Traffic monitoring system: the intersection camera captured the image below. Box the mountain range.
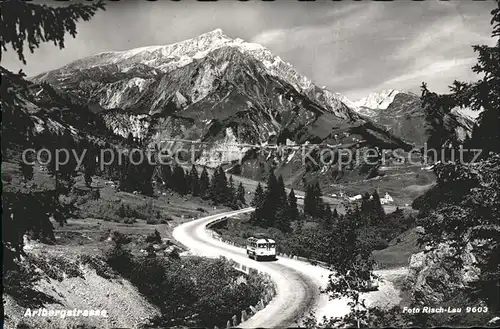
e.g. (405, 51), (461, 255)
(338, 89), (474, 145)
(25, 29), (475, 186)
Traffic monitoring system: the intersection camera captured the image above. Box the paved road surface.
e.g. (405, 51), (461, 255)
(172, 208), (351, 328)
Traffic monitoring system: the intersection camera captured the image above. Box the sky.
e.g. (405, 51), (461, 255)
(2, 0), (496, 102)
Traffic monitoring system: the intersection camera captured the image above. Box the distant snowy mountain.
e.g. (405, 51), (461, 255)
(354, 89), (401, 111)
(340, 90), (475, 145)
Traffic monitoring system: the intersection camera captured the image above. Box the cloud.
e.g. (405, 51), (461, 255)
(251, 2), (383, 47)
(381, 58), (477, 86)
(251, 30), (286, 46)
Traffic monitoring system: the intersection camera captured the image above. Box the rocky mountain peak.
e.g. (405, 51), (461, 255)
(354, 89), (402, 110)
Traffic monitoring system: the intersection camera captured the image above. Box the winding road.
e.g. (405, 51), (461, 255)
(172, 208), (352, 328)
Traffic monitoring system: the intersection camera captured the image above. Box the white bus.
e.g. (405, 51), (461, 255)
(246, 237), (276, 261)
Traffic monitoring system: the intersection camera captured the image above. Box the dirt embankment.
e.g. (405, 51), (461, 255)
(4, 240), (160, 329)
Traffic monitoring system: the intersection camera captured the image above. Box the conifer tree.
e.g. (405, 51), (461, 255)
(287, 188), (300, 223)
(119, 151), (154, 196)
(209, 167), (229, 204)
(371, 190), (385, 223)
(218, 167), (229, 204)
(161, 164), (172, 188)
(19, 155), (34, 182)
(227, 175), (237, 208)
(172, 165), (187, 195)
(237, 182), (246, 205)
(83, 141), (98, 188)
(361, 192), (372, 213)
(251, 183), (265, 208)
(321, 203), (333, 231)
(208, 171), (217, 201)
(199, 167), (210, 199)
(304, 181), (324, 218)
(189, 165), (200, 196)
(304, 184), (314, 217)
(261, 170), (279, 227)
(275, 175), (291, 232)
(185, 169), (192, 194)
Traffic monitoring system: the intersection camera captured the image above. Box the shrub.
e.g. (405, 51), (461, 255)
(30, 254), (83, 281)
(105, 244), (134, 277)
(145, 229), (162, 244)
(107, 255), (266, 328)
(78, 254), (116, 279)
(90, 188), (100, 200)
(146, 218), (159, 225)
(169, 248), (180, 259)
(124, 218), (137, 224)
(111, 231), (132, 246)
(2, 172), (13, 183)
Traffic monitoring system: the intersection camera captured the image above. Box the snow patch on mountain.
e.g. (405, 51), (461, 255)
(128, 77), (148, 92)
(191, 61), (228, 104)
(336, 90), (411, 117)
(354, 89), (401, 110)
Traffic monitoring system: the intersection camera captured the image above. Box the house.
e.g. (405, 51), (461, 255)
(348, 194), (362, 202)
(380, 192), (394, 205)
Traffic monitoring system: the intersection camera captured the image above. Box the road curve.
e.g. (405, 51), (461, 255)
(172, 208), (351, 328)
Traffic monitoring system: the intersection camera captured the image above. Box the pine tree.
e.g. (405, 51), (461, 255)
(83, 141), (98, 188)
(185, 169), (192, 195)
(250, 179), (271, 228)
(118, 154), (132, 192)
(199, 167), (210, 199)
(251, 183), (265, 208)
(218, 167), (229, 204)
(371, 190), (385, 223)
(227, 175), (237, 208)
(237, 182), (246, 205)
(210, 167), (229, 204)
(161, 164), (172, 188)
(304, 184), (314, 217)
(275, 175), (291, 232)
(19, 155), (34, 182)
(261, 170), (279, 227)
(208, 171), (217, 202)
(47, 130), (78, 195)
(287, 189), (300, 223)
(361, 192), (372, 214)
(172, 165), (187, 195)
(321, 203), (333, 230)
(18, 131), (34, 182)
(189, 165), (200, 196)
(304, 181), (324, 218)
(118, 151), (154, 196)
(139, 156), (155, 196)
(313, 182), (325, 217)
